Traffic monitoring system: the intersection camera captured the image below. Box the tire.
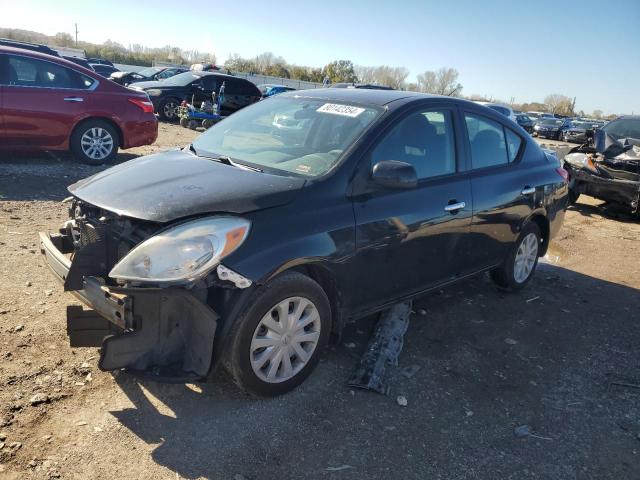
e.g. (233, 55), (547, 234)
(179, 117), (189, 128)
(568, 187), (580, 205)
(70, 119), (119, 165)
(490, 223), (541, 291)
(222, 271), (331, 397)
(187, 119), (199, 130)
(158, 97), (180, 121)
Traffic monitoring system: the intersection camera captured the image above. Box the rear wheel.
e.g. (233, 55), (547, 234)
(70, 120), (119, 165)
(490, 223), (541, 291)
(222, 271), (331, 397)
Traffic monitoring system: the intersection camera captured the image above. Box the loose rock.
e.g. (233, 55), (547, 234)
(397, 395), (408, 407)
(29, 393), (49, 406)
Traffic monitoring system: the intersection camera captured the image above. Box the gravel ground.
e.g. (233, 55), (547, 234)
(0, 126), (639, 480)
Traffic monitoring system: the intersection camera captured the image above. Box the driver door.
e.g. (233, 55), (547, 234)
(351, 106), (473, 312)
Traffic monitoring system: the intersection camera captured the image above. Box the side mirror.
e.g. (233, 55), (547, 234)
(371, 160), (417, 189)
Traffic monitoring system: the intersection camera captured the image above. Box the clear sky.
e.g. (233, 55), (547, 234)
(3, 0), (639, 114)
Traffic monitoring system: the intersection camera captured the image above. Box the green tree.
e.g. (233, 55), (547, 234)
(322, 60), (358, 83)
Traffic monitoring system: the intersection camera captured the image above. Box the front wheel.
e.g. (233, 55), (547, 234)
(70, 120), (119, 165)
(222, 271), (331, 396)
(158, 97), (180, 121)
(490, 223), (541, 291)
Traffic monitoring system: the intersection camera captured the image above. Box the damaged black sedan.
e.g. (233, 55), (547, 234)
(563, 115), (640, 215)
(40, 89), (568, 396)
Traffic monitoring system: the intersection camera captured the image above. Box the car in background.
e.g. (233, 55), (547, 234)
(131, 71), (261, 121)
(0, 38), (60, 57)
(563, 116), (640, 214)
(331, 82), (394, 90)
(0, 46), (157, 164)
(258, 84), (296, 98)
(90, 63), (119, 78)
(62, 56), (95, 71)
(86, 57), (114, 67)
(474, 101), (517, 122)
(562, 120), (596, 143)
(109, 66), (188, 86)
(39, 89), (568, 396)
(533, 118), (566, 140)
(516, 114), (535, 133)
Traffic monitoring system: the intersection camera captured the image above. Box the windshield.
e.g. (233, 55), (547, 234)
(161, 71), (201, 86)
(138, 67), (162, 77)
(603, 118), (640, 140)
(541, 119), (563, 126)
(191, 97), (382, 177)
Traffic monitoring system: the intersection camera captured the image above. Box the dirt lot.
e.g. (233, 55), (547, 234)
(1, 126), (639, 480)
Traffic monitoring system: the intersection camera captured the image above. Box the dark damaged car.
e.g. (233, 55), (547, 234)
(563, 115), (640, 215)
(39, 90), (568, 396)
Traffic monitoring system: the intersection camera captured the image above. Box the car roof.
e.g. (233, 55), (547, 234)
(279, 87), (452, 106)
(0, 45), (98, 74)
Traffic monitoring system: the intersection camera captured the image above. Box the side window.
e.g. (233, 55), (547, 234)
(200, 76), (217, 90)
(371, 109), (456, 179)
(8, 55), (82, 89)
(464, 114), (509, 168)
(505, 128), (522, 162)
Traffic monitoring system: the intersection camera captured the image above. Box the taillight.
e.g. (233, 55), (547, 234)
(128, 98), (154, 114)
(555, 167), (569, 183)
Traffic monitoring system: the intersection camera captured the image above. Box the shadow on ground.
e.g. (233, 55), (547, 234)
(109, 264), (640, 480)
(0, 151), (137, 201)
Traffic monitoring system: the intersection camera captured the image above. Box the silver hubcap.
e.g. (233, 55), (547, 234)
(514, 232), (539, 283)
(80, 127), (114, 160)
(164, 101), (177, 118)
(250, 296), (321, 383)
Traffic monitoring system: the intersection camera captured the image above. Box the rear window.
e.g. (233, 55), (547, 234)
(465, 114), (522, 168)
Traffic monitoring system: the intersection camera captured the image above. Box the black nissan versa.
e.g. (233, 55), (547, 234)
(39, 89), (568, 396)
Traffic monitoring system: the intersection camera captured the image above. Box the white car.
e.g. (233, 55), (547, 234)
(474, 101), (517, 123)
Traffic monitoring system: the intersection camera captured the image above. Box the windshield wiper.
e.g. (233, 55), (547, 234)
(209, 155), (263, 173)
(187, 143), (198, 156)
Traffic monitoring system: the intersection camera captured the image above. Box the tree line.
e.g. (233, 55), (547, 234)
(0, 28), (619, 118)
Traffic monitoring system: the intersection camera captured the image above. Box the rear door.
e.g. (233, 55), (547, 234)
(462, 111), (533, 270)
(351, 105), (473, 311)
(2, 53), (96, 148)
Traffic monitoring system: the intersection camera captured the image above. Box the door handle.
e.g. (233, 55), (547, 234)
(521, 186), (536, 195)
(444, 201), (466, 212)
(63, 97), (84, 102)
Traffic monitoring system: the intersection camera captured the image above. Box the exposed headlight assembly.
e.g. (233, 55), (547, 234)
(109, 217), (250, 284)
(146, 89), (162, 96)
(565, 153), (599, 174)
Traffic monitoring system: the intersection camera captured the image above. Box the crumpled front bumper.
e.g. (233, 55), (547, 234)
(39, 230), (219, 381)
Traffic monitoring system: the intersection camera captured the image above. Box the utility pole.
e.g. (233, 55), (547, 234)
(74, 23), (78, 46)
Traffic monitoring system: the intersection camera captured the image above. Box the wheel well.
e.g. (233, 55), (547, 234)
(528, 214), (550, 256)
(71, 117), (123, 148)
(290, 264), (343, 336)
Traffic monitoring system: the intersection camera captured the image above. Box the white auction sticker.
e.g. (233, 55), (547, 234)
(316, 103), (365, 117)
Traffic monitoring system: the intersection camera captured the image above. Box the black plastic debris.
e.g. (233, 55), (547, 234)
(348, 301), (412, 394)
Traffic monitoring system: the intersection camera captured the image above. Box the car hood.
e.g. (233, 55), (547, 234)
(68, 149), (306, 223)
(109, 71), (130, 79)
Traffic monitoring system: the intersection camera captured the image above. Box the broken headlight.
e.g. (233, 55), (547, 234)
(565, 153), (599, 174)
(109, 217), (250, 284)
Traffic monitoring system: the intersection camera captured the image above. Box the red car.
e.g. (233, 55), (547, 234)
(0, 46), (158, 164)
